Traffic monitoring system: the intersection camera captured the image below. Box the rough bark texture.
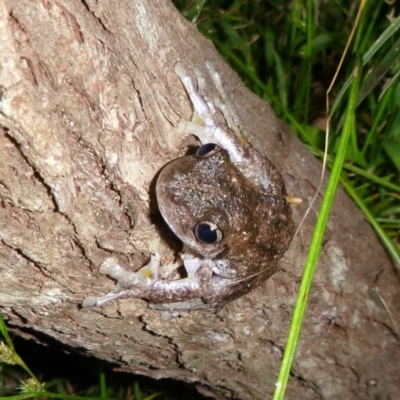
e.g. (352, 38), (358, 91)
(0, 1), (399, 399)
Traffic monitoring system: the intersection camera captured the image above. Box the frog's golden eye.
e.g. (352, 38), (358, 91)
(195, 143), (222, 158)
(194, 221), (223, 245)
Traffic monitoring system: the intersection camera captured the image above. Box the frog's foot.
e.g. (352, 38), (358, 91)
(175, 62), (216, 127)
(205, 61), (246, 143)
(175, 61), (246, 164)
(82, 251), (214, 308)
(81, 255), (158, 308)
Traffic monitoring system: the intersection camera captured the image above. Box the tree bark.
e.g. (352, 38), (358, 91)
(0, 1), (399, 399)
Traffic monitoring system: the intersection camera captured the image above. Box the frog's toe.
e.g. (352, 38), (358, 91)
(99, 258), (122, 276)
(194, 66), (206, 92)
(82, 296), (98, 308)
(174, 61), (188, 78)
(82, 290), (135, 308)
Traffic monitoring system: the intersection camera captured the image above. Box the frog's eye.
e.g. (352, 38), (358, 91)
(194, 221), (223, 245)
(195, 143), (222, 158)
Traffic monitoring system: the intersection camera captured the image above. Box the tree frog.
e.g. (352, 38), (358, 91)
(82, 62), (294, 310)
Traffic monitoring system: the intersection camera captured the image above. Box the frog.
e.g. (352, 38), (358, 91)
(82, 61), (295, 311)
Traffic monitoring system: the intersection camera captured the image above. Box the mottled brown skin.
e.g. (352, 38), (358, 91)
(82, 62), (295, 311)
(156, 146), (294, 306)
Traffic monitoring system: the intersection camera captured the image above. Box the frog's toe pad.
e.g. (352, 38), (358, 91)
(82, 296), (99, 308)
(99, 258), (121, 276)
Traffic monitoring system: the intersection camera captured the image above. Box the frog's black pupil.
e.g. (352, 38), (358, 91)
(196, 143), (217, 157)
(196, 223), (218, 244)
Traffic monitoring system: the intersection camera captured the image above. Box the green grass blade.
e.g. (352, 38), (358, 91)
(360, 82), (394, 158)
(380, 67), (400, 100)
(0, 313), (41, 386)
(342, 163), (400, 194)
(382, 139), (400, 171)
(0, 314), (15, 352)
(99, 372), (106, 398)
(340, 175), (400, 267)
(357, 35), (400, 105)
(331, 14), (400, 117)
(0, 393), (44, 400)
(273, 61), (362, 400)
(362, 13), (400, 62)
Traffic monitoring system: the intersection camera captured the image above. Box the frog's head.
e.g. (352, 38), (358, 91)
(156, 143), (236, 259)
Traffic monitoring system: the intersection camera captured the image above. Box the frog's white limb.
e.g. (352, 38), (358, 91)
(175, 62), (213, 126)
(175, 62), (246, 165)
(82, 247), (213, 308)
(205, 60), (246, 143)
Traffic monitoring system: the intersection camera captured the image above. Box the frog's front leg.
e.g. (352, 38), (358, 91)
(176, 61), (286, 195)
(175, 62), (246, 164)
(82, 247), (213, 308)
